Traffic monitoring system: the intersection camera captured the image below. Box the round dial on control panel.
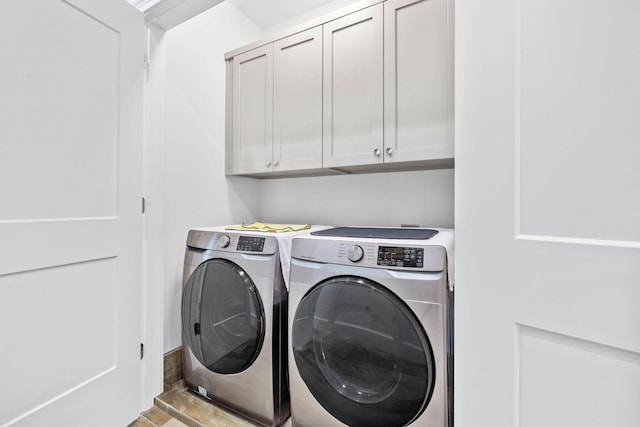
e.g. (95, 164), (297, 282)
(217, 234), (231, 249)
(347, 245), (364, 263)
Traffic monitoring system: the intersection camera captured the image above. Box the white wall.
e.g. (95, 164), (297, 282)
(161, 0), (455, 353)
(162, 2), (263, 351)
(260, 169), (454, 227)
(261, 0), (362, 35)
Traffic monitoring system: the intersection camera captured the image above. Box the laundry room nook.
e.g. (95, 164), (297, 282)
(2, 0), (639, 426)
(154, 0), (455, 423)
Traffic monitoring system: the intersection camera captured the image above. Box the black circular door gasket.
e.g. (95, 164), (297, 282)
(182, 258), (265, 374)
(292, 276), (436, 427)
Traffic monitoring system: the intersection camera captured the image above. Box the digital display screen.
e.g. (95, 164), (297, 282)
(237, 236), (265, 252)
(377, 246), (423, 268)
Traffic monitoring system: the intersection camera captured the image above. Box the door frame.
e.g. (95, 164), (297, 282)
(141, 22), (167, 408)
(140, 0), (235, 408)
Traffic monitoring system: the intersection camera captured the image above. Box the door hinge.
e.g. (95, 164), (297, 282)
(140, 343), (145, 360)
(142, 197), (146, 214)
(144, 55), (150, 83)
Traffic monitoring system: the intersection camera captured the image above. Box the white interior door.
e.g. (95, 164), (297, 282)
(0, 1), (146, 426)
(456, 0), (640, 426)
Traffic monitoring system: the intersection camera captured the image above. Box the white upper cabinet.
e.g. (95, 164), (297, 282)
(229, 28), (323, 176)
(226, 0), (453, 177)
(273, 27), (323, 172)
(384, 0), (453, 164)
(231, 44), (273, 174)
(322, 4), (384, 168)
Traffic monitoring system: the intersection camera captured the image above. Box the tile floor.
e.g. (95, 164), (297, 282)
(130, 381), (292, 427)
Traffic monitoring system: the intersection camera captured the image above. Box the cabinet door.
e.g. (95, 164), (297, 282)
(273, 27), (323, 172)
(232, 44), (273, 174)
(384, 0), (454, 163)
(323, 4), (384, 168)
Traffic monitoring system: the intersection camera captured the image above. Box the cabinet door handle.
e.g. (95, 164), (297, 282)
(266, 160), (271, 167)
(386, 147), (393, 156)
(373, 148), (381, 157)
(274, 160), (279, 167)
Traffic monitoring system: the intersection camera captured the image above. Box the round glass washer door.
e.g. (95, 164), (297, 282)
(182, 258), (265, 374)
(292, 276), (435, 427)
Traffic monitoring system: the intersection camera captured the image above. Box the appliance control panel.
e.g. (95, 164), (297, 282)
(237, 236), (266, 252)
(292, 238), (445, 272)
(377, 246), (423, 268)
(186, 229), (277, 255)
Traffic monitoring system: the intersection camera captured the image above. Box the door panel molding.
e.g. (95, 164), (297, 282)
(513, 0), (640, 246)
(515, 324), (640, 426)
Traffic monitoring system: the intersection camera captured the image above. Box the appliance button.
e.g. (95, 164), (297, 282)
(218, 234), (231, 249)
(347, 245), (364, 263)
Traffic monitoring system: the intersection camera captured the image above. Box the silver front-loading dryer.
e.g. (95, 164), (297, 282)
(288, 227), (454, 427)
(181, 227), (289, 427)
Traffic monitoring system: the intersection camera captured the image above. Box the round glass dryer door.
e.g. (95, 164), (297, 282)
(292, 276), (435, 427)
(182, 259), (265, 374)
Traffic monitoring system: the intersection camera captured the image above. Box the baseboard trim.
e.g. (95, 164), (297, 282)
(163, 347), (183, 389)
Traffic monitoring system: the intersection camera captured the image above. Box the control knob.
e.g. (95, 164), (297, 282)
(347, 245), (364, 263)
(217, 234), (231, 249)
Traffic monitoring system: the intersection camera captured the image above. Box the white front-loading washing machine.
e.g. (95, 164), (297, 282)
(288, 227), (454, 427)
(181, 227), (291, 427)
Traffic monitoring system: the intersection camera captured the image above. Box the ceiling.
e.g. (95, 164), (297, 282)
(127, 0), (353, 30)
(226, 0), (348, 29)
(126, 0), (163, 12)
